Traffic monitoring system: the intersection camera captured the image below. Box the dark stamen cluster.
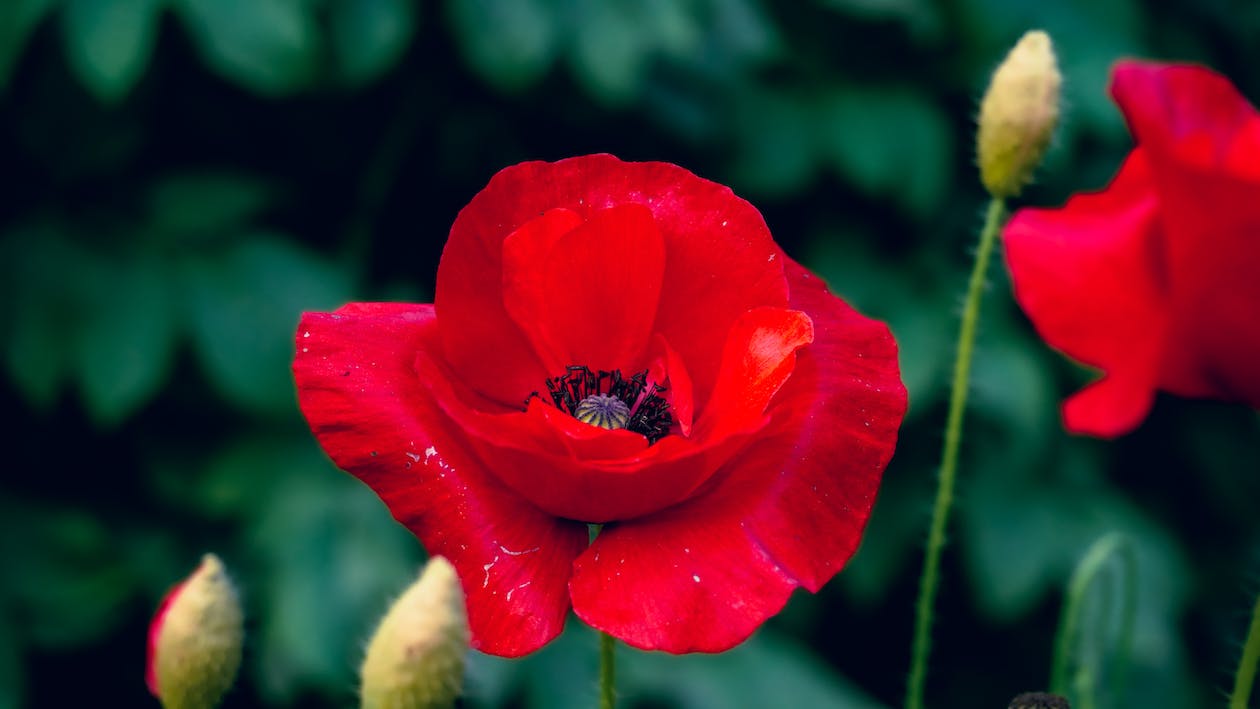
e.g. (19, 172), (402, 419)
(525, 365), (672, 444)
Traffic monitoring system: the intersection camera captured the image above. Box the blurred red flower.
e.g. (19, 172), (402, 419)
(294, 155), (906, 656)
(1004, 61), (1260, 438)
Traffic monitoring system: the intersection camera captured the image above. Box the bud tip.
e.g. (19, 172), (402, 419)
(977, 29), (1062, 198)
(360, 556), (471, 709)
(146, 553), (244, 709)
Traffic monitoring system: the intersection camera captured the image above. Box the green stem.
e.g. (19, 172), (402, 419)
(599, 630), (617, 709)
(905, 197), (1006, 709)
(1230, 591), (1260, 709)
(1050, 533), (1136, 705)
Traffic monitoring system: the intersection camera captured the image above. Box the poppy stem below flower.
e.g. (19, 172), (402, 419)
(906, 197), (1006, 709)
(1230, 591), (1260, 709)
(599, 629), (617, 709)
(1049, 533), (1136, 706)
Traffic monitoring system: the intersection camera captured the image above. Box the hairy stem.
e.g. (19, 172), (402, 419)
(905, 197), (1005, 709)
(1230, 591), (1260, 709)
(599, 630), (616, 709)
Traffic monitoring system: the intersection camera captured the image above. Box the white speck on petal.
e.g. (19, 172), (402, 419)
(405, 452), (421, 462)
(303, 331), (310, 338)
(692, 574), (701, 583)
(506, 581), (532, 601)
(499, 545), (540, 556)
(482, 555), (499, 588)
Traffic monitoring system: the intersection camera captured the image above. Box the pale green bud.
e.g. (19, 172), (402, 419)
(147, 554), (244, 709)
(360, 556), (470, 709)
(977, 30), (1062, 198)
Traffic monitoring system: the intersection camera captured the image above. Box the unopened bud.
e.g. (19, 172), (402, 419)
(977, 30), (1061, 198)
(360, 556), (470, 709)
(146, 554), (244, 709)
(1008, 691), (1071, 709)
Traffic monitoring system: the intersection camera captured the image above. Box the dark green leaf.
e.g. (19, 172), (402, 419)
(0, 501), (135, 648)
(181, 236), (353, 417)
(328, 0), (418, 86)
(0, 0), (55, 90)
(729, 89), (819, 196)
(623, 628), (888, 709)
(446, 0), (558, 93)
(60, 0), (163, 103)
(816, 0), (944, 40)
(72, 253), (178, 426)
(817, 86), (953, 216)
(222, 435), (423, 702)
(1, 225), (87, 411)
(175, 0), (319, 95)
(147, 172), (275, 239)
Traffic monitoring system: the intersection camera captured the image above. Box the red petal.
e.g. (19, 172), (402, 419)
(146, 579), (187, 695)
(647, 334), (695, 437)
(571, 257), (906, 651)
(1111, 61), (1260, 181)
(436, 154), (788, 409)
(697, 307), (814, 440)
(503, 203), (665, 373)
(294, 304), (587, 657)
(1110, 62), (1260, 407)
(1003, 151), (1170, 437)
(417, 334), (740, 522)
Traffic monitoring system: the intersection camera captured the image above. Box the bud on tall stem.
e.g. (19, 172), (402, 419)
(977, 30), (1062, 198)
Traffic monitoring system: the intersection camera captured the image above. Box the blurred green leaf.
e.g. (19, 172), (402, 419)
(0, 0), (55, 89)
(1, 225), (87, 410)
(0, 501), (135, 648)
(515, 623), (889, 709)
(729, 89), (819, 196)
(181, 236), (352, 417)
(60, 0), (163, 103)
(960, 439), (1192, 623)
(624, 631), (887, 709)
(969, 328), (1058, 462)
(212, 435), (423, 702)
(328, 0), (418, 86)
(817, 86), (953, 216)
(175, 0), (319, 95)
(840, 464), (929, 606)
(147, 172), (276, 239)
(73, 253), (178, 426)
(568, 0), (700, 105)
(447, 0), (558, 93)
(816, 0), (944, 40)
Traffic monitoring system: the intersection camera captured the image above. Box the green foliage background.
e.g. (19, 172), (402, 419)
(1, 1), (1258, 707)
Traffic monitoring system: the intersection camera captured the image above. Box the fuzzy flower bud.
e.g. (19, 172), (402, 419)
(360, 556), (470, 709)
(977, 30), (1062, 198)
(146, 554), (244, 709)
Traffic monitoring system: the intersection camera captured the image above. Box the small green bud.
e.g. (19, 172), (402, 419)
(146, 554), (244, 709)
(360, 556), (470, 709)
(977, 30), (1062, 198)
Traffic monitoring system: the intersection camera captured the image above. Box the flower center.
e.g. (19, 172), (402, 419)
(526, 365), (672, 444)
(573, 394), (630, 430)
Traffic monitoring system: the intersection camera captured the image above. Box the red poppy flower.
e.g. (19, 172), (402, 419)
(1004, 61), (1260, 438)
(294, 155), (906, 656)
